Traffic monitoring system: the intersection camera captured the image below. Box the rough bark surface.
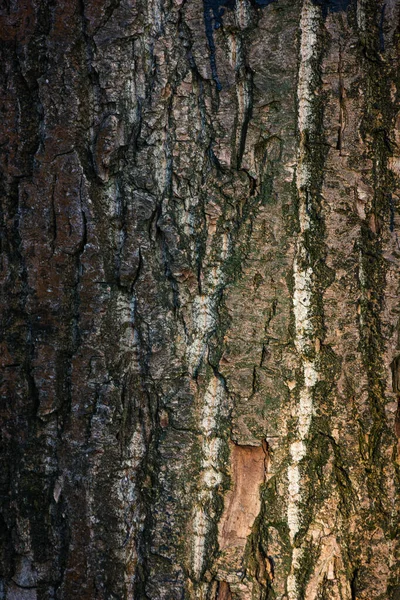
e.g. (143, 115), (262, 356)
(1, 0), (400, 599)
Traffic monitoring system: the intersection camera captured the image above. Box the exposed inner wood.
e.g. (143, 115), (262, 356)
(218, 442), (267, 550)
(217, 580), (232, 600)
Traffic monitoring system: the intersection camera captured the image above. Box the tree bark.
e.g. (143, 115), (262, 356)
(1, 0), (400, 598)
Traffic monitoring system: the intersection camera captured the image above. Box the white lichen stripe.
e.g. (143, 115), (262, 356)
(192, 376), (225, 580)
(288, 1), (321, 598)
(188, 209), (230, 585)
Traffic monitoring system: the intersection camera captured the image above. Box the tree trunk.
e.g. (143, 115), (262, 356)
(1, 0), (400, 598)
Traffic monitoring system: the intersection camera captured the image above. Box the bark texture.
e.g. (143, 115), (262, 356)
(1, 0), (400, 598)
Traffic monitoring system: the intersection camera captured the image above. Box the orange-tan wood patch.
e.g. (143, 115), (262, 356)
(218, 442), (266, 550)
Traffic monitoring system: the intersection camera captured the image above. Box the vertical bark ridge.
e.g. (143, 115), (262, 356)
(288, 2), (331, 598)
